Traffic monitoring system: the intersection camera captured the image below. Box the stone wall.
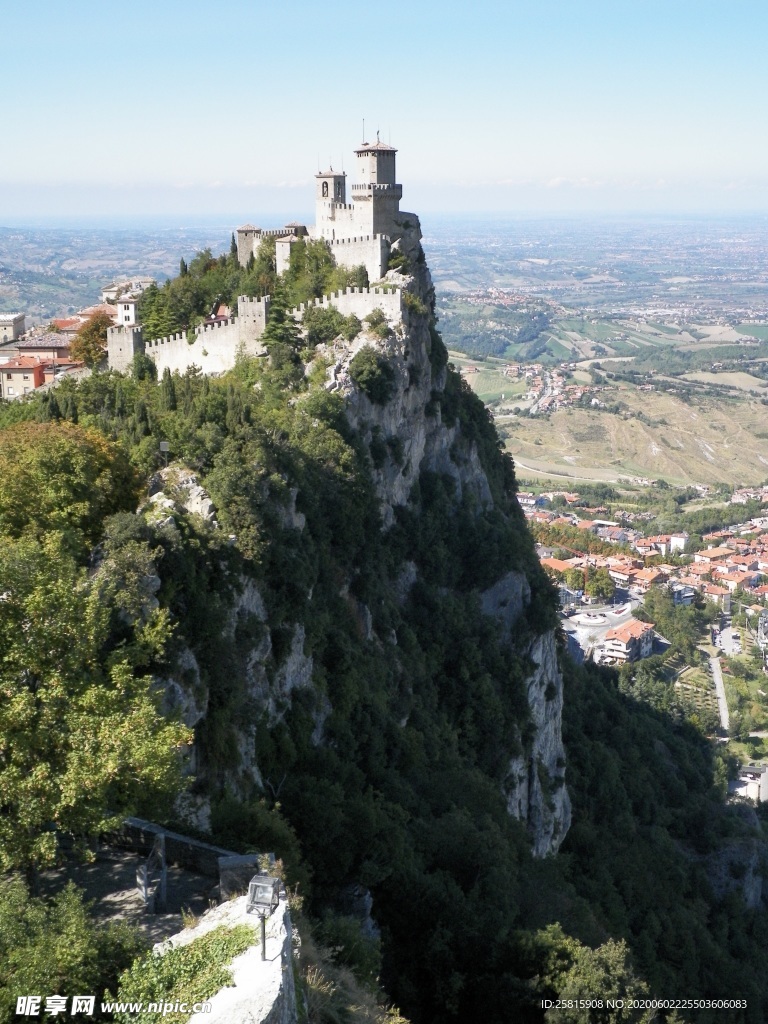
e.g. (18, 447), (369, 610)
(109, 296), (270, 377)
(162, 895), (298, 1024)
(292, 285), (401, 323)
(107, 325), (144, 373)
(327, 234), (390, 282)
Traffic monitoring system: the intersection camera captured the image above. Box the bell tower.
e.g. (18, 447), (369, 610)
(315, 168), (347, 239)
(315, 168), (347, 204)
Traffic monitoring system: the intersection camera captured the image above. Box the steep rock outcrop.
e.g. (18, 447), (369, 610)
(161, 215), (570, 858)
(504, 633), (571, 856)
(481, 572), (571, 856)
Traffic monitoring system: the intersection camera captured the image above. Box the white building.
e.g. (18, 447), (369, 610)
(0, 313), (26, 344)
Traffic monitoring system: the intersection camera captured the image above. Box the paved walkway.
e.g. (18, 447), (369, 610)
(39, 845), (217, 944)
(709, 654), (730, 733)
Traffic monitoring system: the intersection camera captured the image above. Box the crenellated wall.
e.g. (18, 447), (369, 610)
(291, 285), (401, 323)
(107, 287), (403, 378)
(108, 296), (271, 377)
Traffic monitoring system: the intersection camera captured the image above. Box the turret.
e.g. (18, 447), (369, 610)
(354, 136), (398, 187)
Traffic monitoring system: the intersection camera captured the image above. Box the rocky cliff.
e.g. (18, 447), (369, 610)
(152, 215), (571, 859)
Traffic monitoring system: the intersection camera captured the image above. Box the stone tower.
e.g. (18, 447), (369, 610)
(351, 135), (402, 236)
(315, 168), (347, 231)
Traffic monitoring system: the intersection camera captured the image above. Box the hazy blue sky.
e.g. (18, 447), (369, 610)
(4, 0), (768, 222)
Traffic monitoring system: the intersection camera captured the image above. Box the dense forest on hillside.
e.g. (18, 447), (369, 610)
(1, 250), (767, 1023)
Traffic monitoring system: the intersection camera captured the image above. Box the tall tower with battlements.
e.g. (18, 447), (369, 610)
(351, 136), (402, 237)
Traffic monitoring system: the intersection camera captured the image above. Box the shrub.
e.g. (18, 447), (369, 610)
(112, 924), (256, 1023)
(349, 347), (396, 405)
(402, 291), (428, 316)
(0, 878), (146, 1021)
(364, 308), (391, 340)
(303, 307), (362, 347)
(387, 250), (410, 273)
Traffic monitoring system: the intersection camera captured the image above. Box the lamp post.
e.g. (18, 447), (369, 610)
(245, 874), (280, 960)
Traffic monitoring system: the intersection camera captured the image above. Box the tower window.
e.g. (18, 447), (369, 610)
(322, 181), (329, 197)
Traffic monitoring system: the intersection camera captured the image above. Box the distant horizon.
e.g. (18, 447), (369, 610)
(4, 208), (768, 233)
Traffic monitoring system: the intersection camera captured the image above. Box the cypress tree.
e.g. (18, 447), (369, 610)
(160, 367), (177, 411)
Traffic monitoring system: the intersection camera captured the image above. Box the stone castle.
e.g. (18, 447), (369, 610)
(108, 137), (413, 377)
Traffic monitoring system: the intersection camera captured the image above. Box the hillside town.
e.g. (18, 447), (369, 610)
(525, 491), (768, 668)
(0, 292), (147, 397)
(460, 359), (608, 413)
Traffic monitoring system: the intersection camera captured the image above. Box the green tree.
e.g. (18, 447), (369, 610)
(565, 568), (586, 591)
(70, 311), (114, 368)
(586, 567), (615, 601)
(0, 421), (137, 554)
(349, 345), (396, 404)
(536, 925), (654, 1023)
(0, 876), (146, 1019)
(160, 367), (177, 411)
(0, 534), (190, 877)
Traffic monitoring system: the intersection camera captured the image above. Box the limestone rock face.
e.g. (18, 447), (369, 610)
(320, 214), (494, 527)
(481, 571), (531, 633)
(504, 633), (572, 857)
(481, 573), (571, 856)
(150, 466), (217, 523)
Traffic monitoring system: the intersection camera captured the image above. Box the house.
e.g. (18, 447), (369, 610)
(12, 334), (72, 361)
(608, 566), (637, 587)
(632, 567), (666, 592)
(715, 570), (760, 593)
(575, 520), (599, 534)
(702, 584), (731, 611)
(646, 534), (672, 556)
(694, 547), (735, 564)
(602, 619), (655, 662)
(0, 313), (26, 344)
(101, 278), (155, 302)
(730, 764), (768, 803)
(540, 558), (575, 576)
(669, 582), (696, 606)
(0, 357), (45, 399)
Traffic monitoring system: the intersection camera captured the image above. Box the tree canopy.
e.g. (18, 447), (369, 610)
(70, 311), (114, 368)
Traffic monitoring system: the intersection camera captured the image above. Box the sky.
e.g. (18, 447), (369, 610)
(3, 0), (768, 224)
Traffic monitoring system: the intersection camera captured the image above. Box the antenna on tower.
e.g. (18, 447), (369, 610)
(362, 118), (365, 143)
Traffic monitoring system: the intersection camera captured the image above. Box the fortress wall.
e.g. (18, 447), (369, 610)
(236, 295), (270, 352)
(292, 285), (401, 324)
(316, 202), (373, 239)
(326, 234), (390, 282)
(236, 229), (258, 267)
(236, 226), (302, 267)
(146, 321), (248, 376)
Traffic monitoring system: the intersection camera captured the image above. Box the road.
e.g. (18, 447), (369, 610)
(709, 655), (730, 733)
